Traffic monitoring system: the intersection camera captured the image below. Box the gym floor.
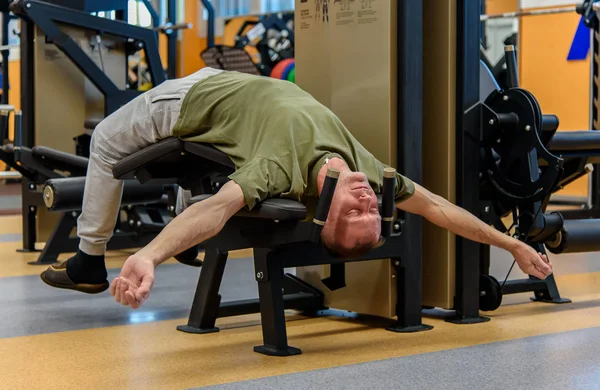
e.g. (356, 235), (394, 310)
(1, 199), (600, 389)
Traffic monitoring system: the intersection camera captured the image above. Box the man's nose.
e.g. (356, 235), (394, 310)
(359, 191), (371, 201)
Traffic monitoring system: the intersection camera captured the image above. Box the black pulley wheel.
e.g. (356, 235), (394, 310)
(479, 274), (503, 312)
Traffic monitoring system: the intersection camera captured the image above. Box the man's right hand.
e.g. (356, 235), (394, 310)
(110, 255), (155, 309)
(511, 243), (553, 280)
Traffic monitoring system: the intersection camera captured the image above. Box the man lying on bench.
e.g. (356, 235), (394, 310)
(40, 67), (553, 308)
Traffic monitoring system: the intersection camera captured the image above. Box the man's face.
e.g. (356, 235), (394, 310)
(325, 170), (381, 250)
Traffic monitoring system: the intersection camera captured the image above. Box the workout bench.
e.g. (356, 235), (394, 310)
(110, 137), (432, 356)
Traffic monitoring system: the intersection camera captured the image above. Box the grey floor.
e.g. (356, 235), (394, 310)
(1, 227), (600, 339)
(0, 195), (19, 210)
(197, 326), (600, 390)
(0, 259), (260, 338)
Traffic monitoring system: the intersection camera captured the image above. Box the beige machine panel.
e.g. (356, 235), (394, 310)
(34, 24), (127, 242)
(421, 0), (458, 309)
(295, 0), (397, 318)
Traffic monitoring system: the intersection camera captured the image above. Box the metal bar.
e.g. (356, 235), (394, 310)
(501, 278), (547, 295)
(254, 248), (292, 353)
(166, 0), (177, 79)
(217, 293), (320, 318)
(17, 0), (166, 113)
(481, 6), (578, 21)
(395, 0), (425, 329)
(20, 20), (34, 148)
(453, 0), (486, 322)
(0, 43), (19, 51)
(0, 171), (21, 179)
(182, 248), (228, 330)
(201, 0), (215, 48)
(1, 10), (9, 110)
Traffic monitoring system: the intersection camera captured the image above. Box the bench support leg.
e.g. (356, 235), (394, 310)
(28, 212), (77, 265)
(253, 248), (301, 357)
(387, 256), (434, 333)
(177, 248), (228, 334)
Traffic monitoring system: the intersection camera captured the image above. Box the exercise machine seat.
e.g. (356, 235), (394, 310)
(112, 137), (235, 182)
(113, 138), (185, 179)
(32, 146), (89, 170)
(190, 194), (307, 221)
(548, 131), (600, 152)
(84, 117), (103, 130)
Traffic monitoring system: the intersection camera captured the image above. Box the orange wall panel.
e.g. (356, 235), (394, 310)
(519, 9), (591, 197)
(486, 0), (519, 14)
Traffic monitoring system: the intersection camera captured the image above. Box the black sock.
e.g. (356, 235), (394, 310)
(66, 249), (107, 284)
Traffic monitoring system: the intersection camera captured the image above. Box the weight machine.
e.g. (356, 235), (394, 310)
(0, 0), (173, 264)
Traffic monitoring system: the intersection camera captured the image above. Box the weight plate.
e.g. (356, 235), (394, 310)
(281, 60), (295, 80)
(270, 58), (295, 80)
(479, 274), (503, 312)
(287, 67), (295, 83)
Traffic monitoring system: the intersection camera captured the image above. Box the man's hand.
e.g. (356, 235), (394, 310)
(110, 255), (155, 309)
(511, 243), (553, 280)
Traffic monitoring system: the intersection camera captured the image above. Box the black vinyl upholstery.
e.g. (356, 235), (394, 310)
(32, 146), (89, 171)
(191, 194), (307, 221)
(112, 138), (235, 183)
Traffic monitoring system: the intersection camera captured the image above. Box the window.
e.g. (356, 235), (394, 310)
(199, 0), (295, 37)
(261, 0), (294, 13)
(128, 0), (154, 27)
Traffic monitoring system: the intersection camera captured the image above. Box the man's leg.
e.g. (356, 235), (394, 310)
(40, 90), (180, 293)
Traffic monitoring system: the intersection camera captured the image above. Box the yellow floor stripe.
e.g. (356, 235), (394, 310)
(1, 272), (600, 389)
(0, 241), (253, 278)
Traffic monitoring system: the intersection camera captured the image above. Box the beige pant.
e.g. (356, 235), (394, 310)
(78, 67), (223, 256)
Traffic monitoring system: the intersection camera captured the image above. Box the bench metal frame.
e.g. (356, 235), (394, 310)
(177, 217), (431, 356)
(112, 135), (432, 355)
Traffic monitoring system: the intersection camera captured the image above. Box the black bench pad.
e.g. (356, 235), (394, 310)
(32, 146), (89, 171)
(190, 194), (307, 221)
(112, 138), (235, 181)
(548, 131), (600, 152)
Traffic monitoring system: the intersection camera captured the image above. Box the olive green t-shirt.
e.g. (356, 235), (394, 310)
(171, 71), (415, 212)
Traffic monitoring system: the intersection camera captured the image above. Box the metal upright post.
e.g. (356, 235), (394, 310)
(394, 0), (425, 327)
(446, 0), (489, 324)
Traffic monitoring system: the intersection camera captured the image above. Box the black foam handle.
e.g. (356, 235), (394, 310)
(529, 212), (564, 244)
(504, 45), (519, 88)
(310, 168), (339, 242)
(382, 167), (396, 238)
(546, 218), (600, 254)
(44, 177), (168, 212)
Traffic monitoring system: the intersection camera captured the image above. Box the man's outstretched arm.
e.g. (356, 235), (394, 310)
(138, 180), (246, 265)
(395, 183), (553, 280)
(111, 180), (246, 308)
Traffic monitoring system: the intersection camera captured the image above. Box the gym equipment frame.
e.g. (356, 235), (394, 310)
(8, 0), (168, 260)
(0, 110), (176, 264)
(13, 0), (165, 119)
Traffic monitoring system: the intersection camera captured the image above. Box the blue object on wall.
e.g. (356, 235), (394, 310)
(567, 16), (591, 61)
